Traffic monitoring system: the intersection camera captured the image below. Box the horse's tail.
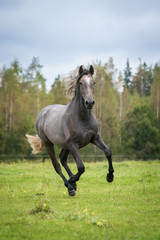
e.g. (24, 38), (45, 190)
(25, 134), (45, 154)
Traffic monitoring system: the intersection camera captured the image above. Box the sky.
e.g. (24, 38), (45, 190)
(0, 0), (160, 90)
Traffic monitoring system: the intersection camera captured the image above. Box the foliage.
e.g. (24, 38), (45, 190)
(0, 58), (50, 155)
(0, 57), (160, 158)
(0, 161), (160, 240)
(151, 64), (160, 119)
(122, 105), (160, 158)
(131, 62), (154, 96)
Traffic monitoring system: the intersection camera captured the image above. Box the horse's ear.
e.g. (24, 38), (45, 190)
(89, 65), (94, 75)
(79, 65), (84, 75)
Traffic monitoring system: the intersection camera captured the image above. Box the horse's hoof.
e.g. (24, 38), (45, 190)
(106, 173), (114, 183)
(68, 189), (76, 196)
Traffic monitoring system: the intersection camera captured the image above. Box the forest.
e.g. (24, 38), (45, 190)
(0, 57), (160, 160)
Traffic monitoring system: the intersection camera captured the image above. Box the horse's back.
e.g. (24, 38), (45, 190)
(36, 104), (67, 148)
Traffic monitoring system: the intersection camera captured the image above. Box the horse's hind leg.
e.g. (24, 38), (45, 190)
(59, 149), (77, 191)
(59, 149), (72, 177)
(45, 142), (76, 196)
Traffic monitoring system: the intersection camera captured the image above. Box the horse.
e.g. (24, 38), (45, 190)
(26, 65), (114, 196)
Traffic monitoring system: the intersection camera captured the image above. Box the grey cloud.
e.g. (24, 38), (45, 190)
(0, 0), (160, 87)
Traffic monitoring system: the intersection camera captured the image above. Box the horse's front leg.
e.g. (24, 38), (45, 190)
(91, 134), (114, 182)
(67, 142), (85, 184)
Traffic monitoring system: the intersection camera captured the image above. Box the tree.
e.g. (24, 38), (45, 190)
(116, 72), (124, 145)
(0, 60), (23, 153)
(122, 105), (160, 159)
(50, 75), (67, 105)
(24, 56), (43, 82)
(0, 58), (49, 155)
(124, 58), (132, 88)
(93, 61), (120, 152)
(0, 57), (159, 159)
(131, 62), (153, 96)
(151, 64), (160, 119)
(24, 57), (48, 118)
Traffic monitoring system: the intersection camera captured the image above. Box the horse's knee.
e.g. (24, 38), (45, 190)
(78, 166), (85, 174)
(105, 149), (112, 158)
(60, 159), (65, 167)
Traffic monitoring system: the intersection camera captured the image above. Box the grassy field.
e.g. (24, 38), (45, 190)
(0, 160), (160, 240)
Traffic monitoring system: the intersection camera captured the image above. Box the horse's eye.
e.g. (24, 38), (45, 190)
(94, 82), (96, 85)
(80, 82), (83, 85)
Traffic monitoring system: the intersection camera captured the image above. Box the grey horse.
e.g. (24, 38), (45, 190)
(26, 65), (114, 196)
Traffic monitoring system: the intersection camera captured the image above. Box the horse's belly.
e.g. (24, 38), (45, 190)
(38, 104), (68, 148)
(50, 133), (67, 148)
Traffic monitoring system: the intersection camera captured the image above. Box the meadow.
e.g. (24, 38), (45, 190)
(0, 160), (160, 240)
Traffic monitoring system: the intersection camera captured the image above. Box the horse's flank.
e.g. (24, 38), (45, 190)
(36, 104), (68, 149)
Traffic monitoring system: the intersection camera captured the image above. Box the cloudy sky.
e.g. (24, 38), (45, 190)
(0, 0), (160, 89)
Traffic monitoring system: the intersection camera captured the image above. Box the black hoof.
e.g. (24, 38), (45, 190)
(106, 173), (114, 183)
(68, 189), (76, 196)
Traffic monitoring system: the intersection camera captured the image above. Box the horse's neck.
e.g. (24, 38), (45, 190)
(70, 94), (91, 121)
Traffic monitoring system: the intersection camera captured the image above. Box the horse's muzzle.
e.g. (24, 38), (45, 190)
(85, 99), (95, 109)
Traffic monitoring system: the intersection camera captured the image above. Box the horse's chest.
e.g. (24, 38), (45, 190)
(74, 126), (95, 147)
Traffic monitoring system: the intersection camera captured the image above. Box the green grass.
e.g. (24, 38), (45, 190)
(0, 160), (160, 240)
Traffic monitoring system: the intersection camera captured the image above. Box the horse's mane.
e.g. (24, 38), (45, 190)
(64, 68), (90, 99)
(64, 69), (78, 99)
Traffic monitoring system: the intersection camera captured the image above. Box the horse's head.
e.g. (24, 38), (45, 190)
(78, 65), (95, 109)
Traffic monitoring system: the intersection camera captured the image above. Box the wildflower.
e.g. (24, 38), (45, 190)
(92, 212), (95, 215)
(97, 221), (103, 226)
(83, 209), (88, 213)
(12, 194), (14, 198)
(64, 191), (66, 194)
(43, 203), (46, 207)
(24, 190), (27, 193)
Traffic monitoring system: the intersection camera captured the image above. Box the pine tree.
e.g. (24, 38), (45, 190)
(132, 62), (153, 96)
(124, 58), (132, 88)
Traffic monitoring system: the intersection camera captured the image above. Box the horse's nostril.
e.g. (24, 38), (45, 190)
(85, 100), (95, 107)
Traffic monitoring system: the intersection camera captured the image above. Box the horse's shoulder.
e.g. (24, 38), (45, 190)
(90, 114), (98, 128)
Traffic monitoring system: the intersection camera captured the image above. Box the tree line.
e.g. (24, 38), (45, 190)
(0, 57), (160, 160)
